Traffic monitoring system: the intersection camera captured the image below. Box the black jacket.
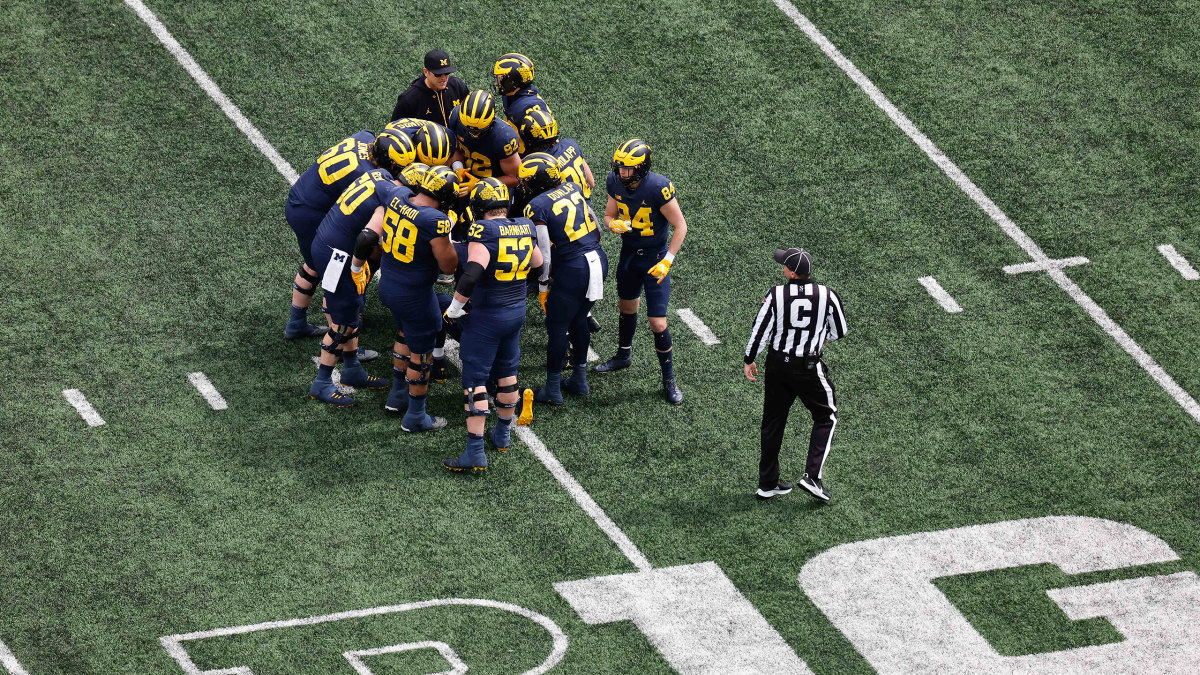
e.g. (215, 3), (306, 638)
(391, 75), (469, 127)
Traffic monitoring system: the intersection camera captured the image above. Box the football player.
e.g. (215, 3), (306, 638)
(520, 154), (608, 404)
(518, 109), (602, 335)
(351, 165), (459, 431)
(518, 109), (594, 199)
(308, 168), (405, 406)
(448, 90), (522, 196)
(443, 178), (544, 472)
(284, 131), (415, 342)
(593, 139), (688, 405)
(492, 53), (550, 155)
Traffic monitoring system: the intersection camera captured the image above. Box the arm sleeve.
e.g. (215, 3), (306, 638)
(744, 289), (776, 364)
(825, 289), (848, 341)
(354, 228), (380, 261)
(455, 261), (486, 299)
(535, 224), (552, 282)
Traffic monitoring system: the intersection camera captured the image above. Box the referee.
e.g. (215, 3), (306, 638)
(744, 247), (847, 502)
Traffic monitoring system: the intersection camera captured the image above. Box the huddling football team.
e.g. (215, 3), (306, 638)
(283, 53), (689, 473)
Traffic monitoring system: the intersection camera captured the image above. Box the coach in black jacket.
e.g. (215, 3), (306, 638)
(392, 49), (469, 128)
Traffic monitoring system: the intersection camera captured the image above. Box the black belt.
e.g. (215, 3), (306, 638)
(768, 351), (821, 367)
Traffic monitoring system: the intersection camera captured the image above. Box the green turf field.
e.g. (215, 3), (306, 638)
(2, 0), (1198, 673)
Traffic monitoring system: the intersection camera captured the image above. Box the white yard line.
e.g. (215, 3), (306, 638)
(587, 347), (599, 362)
(123, 0), (298, 184)
(1158, 244), (1199, 281)
(161, 598), (567, 675)
(0, 638), (30, 675)
(675, 308), (721, 345)
(773, 0), (1200, 424)
(444, 339), (652, 572)
(1003, 256), (1090, 275)
(62, 389), (105, 427)
(917, 277), (963, 313)
(186, 372), (228, 410)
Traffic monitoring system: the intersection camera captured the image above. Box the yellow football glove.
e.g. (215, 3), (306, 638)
(609, 218), (632, 234)
(351, 262), (371, 294)
(455, 168), (480, 197)
(648, 258), (672, 284)
(538, 283), (550, 312)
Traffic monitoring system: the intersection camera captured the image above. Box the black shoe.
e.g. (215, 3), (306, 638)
(593, 355), (631, 373)
(587, 314), (601, 333)
(756, 480), (794, 499)
(663, 379), (683, 405)
(798, 473), (830, 503)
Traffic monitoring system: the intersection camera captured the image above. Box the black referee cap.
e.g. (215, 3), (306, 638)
(774, 247), (812, 276)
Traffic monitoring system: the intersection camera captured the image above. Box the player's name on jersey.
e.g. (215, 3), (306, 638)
(557, 143), (579, 163)
(544, 184), (575, 201)
(499, 222), (532, 236)
(389, 198), (421, 218)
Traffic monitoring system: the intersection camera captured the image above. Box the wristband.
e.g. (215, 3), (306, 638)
(351, 263), (363, 273)
(664, 252), (675, 263)
(451, 160), (465, 172)
(449, 298), (465, 313)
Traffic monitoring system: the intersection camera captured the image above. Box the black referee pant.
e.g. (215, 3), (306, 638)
(759, 352), (838, 489)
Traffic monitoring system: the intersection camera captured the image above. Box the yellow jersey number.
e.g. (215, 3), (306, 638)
(616, 202), (654, 237)
(317, 137), (360, 185)
(336, 172), (380, 216)
(549, 190), (598, 242)
(381, 210), (418, 263)
(558, 156), (591, 198)
(496, 237), (534, 281)
(467, 151), (492, 178)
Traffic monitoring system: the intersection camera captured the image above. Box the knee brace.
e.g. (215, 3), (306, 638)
(495, 383), (520, 409)
(406, 358), (432, 385)
(464, 391), (490, 416)
(294, 265), (319, 295)
(320, 323), (359, 353)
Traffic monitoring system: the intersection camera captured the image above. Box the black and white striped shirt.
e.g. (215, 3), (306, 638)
(744, 280), (847, 363)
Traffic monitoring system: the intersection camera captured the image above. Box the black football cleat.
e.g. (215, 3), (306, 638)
(284, 321), (328, 340)
(756, 480), (795, 499)
(593, 355), (631, 373)
(443, 457), (487, 473)
(798, 474), (830, 503)
(663, 379), (683, 406)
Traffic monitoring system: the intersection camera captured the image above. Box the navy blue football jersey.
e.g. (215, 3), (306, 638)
(288, 130), (377, 212)
(503, 85), (550, 124)
(523, 182), (600, 263)
(311, 168), (396, 264)
(465, 216), (536, 307)
(448, 108), (520, 179)
(378, 187), (452, 288)
(605, 170), (677, 252)
(548, 137), (591, 199)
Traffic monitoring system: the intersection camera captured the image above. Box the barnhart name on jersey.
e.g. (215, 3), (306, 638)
(498, 222), (532, 236)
